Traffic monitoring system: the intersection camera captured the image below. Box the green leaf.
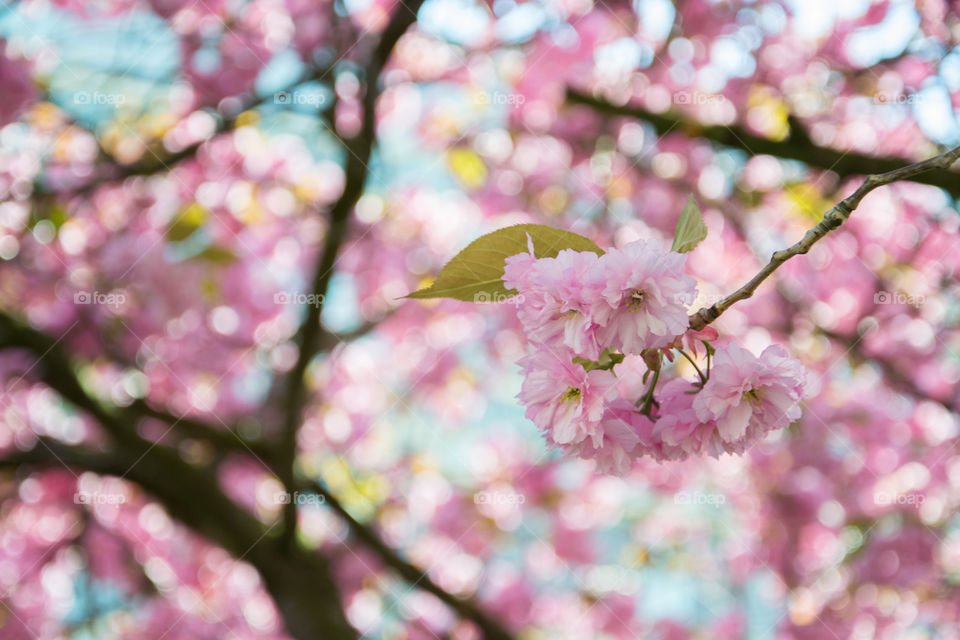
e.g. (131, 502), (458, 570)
(573, 349), (625, 372)
(407, 224), (603, 302)
(31, 204), (68, 230)
(194, 245), (237, 264)
(447, 148), (487, 190)
(671, 195), (707, 253)
(167, 203), (208, 242)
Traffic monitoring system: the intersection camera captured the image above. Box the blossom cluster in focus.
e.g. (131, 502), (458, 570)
(505, 239), (809, 474)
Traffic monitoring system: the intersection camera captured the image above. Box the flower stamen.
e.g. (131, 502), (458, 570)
(627, 290), (645, 312)
(743, 388), (764, 407)
(561, 386), (582, 405)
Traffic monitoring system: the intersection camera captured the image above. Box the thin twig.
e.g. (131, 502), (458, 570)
(688, 144), (960, 330)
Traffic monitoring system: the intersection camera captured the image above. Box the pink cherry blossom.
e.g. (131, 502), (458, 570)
(517, 347), (617, 446)
(562, 401), (654, 474)
(598, 239), (698, 353)
(693, 343), (807, 446)
(504, 248), (607, 359)
(613, 353), (648, 402)
(651, 377), (723, 460)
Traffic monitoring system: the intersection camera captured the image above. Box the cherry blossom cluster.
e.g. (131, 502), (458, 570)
(504, 239), (809, 474)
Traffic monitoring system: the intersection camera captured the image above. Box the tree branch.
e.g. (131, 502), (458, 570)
(126, 399), (269, 458)
(0, 322), (358, 639)
(0, 308), (510, 639)
(0, 437), (126, 476)
(32, 60), (338, 199)
(818, 327), (958, 412)
(317, 312), (394, 351)
(565, 87), (960, 198)
(300, 479), (515, 640)
(688, 144), (960, 330)
(3, 309), (502, 637)
(0, 313), (137, 446)
(275, 0), (426, 544)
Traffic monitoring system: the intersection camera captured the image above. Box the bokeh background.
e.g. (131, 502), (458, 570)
(1, 0), (960, 638)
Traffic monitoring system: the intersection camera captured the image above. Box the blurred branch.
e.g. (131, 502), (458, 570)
(565, 87), (960, 198)
(688, 144), (960, 330)
(0, 437), (126, 476)
(33, 61), (337, 199)
(817, 326), (958, 412)
(275, 0), (426, 546)
(126, 399), (269, 457)
(0, 312), (266, 544)
(0, 313), (138, 446)
(0, 312), (358, 639)
(301, 478), (515, 640)
(0, 310), (269, 457)
(0, 312), (501, 638)
(0, 442), (358, 639)
(317, 313), (394, 351)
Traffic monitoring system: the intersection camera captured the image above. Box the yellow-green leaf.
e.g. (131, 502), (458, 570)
(194, 245), (237, 264)
(447, 148), (488, 190)
(671, 195), (707, 253)
(167, 203), (208, 242)
(407, 224), (603, 302)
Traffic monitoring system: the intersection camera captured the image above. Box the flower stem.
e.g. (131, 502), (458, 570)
(637, 363), (661, 415)
(676, 348), (707, 384)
